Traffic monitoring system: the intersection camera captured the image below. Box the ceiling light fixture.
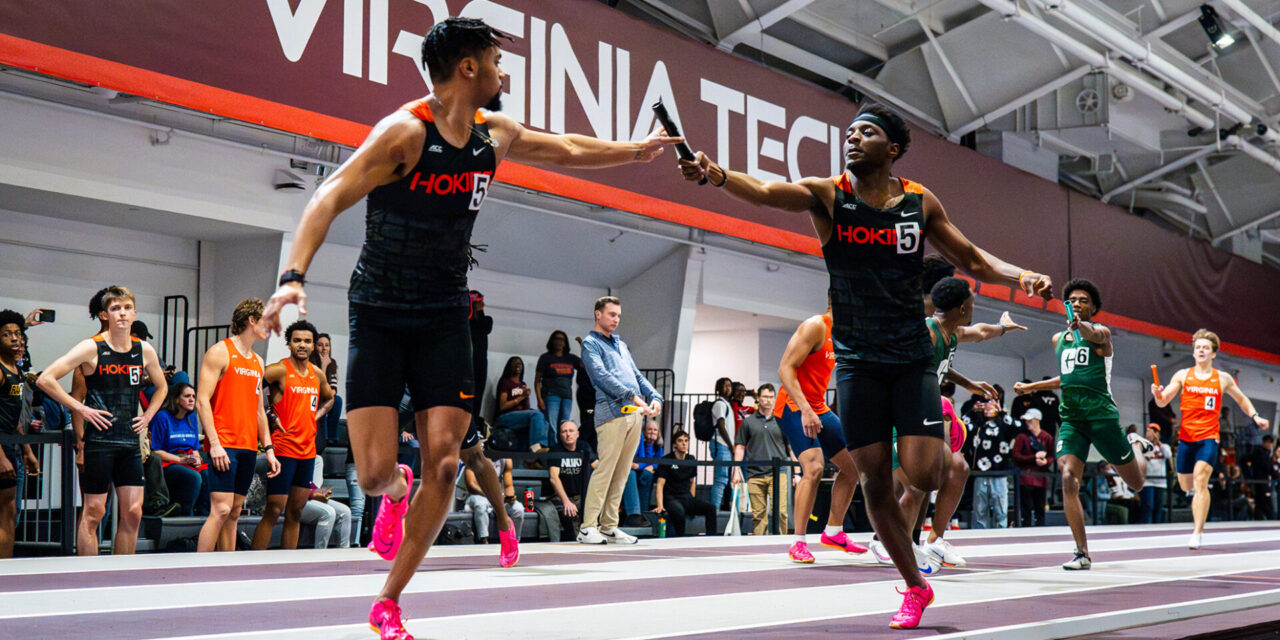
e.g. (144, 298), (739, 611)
(1198, 5), (1236, 49)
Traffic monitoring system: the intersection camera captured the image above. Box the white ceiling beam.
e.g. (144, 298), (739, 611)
(1244, 27), (1280, 100)
(1219, 0), (1280, 53)
(788, 11), (891, 60)
(946, 66), (1092, 141)
(1196, 158), (1237, 226)
(917, 15), (980, 115)
(1214, 206), (1280, 243)
(717, 0), (819, 49)
(1146, 8), (1200, 39)
(1099, 143), (1220, 202)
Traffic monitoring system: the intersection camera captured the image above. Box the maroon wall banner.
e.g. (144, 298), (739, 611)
(1, 0), (1278, 359)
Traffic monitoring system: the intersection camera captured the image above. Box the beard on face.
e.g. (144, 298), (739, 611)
(484, 89), (502, 112)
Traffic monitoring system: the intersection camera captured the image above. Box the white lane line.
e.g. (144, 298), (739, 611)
(161, 550), (1280, 640)
(7, 527), (1280, 621)
(925, 587), (1280, 640)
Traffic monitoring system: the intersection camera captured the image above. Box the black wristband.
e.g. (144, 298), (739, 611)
(711, 166), (728, 188)
(278, 269), (306, 287)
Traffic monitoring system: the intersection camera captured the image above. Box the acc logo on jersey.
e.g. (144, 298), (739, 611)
(895, 222), (921, 254)
(1060, 347), (1089, 374)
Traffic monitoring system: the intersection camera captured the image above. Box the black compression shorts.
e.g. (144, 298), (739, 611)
(836, 358), (944, 450)
(81, 445), (144, 494)
(346, 303), (474, 413)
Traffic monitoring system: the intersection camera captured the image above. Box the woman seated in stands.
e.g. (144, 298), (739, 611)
(654, 430), (717, 536)
(495, 357), (551, 453)
(148, 382), (210, 516)
(622, 420), (664, 526)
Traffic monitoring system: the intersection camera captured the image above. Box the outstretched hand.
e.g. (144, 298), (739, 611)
(679, 151), (712, 183)
(261, 283), (307, 336)
(999, 311), (1027, 334)
(634, 126), (683, 163)
(1020, 272), (1053, 300)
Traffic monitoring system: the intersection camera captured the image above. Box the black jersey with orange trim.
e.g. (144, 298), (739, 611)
(350, 100), (497, 310)
(83, 335), (145, 448)
(822, 173), (931, 364)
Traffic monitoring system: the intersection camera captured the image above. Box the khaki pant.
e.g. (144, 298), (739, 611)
(746, 475), (789, 536)
(582, 411), (644, 531)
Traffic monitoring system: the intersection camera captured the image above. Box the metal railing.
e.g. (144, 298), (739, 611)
(183, 324), (230, 376)
(161, 294), (189, 370)
(1, 430), (77, 555)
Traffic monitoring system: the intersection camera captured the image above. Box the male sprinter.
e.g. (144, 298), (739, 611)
(1152, 328), (1269, 549)
(253, 320), (334, 549)
(37, 287), (167, 555)
(916, 277), (1023, 569)
(259, 17), (678, 639)
(196, 299), (280, 552)
(679, 103), (1052, 629)
(1014, 279), (1151, 570)
(774, 304), (868, 563)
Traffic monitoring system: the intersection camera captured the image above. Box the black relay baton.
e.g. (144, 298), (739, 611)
(652, 98), (707, 185)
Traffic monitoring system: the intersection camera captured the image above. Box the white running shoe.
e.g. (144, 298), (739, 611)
(576, 526), (607, 544)
(1127, 431), (1154, 454)
(1062, 549), (1091, 570)
(600, 527), (638, 545)
(869, 539), (892, 565)
(1188, 532), (1202, 550)
(916, 544), (942, 575)
(927, 538), (967, 568)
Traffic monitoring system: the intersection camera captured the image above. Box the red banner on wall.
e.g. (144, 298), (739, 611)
(2, 0), (1279, 360)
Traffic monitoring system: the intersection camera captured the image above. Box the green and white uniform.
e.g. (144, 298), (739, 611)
(1054, 330), (1132, 464)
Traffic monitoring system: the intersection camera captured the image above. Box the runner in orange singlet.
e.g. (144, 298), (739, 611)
(775, 305), (868, 563)
(252, 319), (334, 550)
(1152, 328), (1270, 549)
(196, 299), (281, 552)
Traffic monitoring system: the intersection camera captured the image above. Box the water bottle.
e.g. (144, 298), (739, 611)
(524, 489), (534, 512)
(658, 516), (666, 538)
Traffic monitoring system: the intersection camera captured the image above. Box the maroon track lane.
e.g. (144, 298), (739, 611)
(663, 569), (1280, 639)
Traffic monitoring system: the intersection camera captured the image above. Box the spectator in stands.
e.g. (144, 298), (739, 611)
(573, 337), (598, 451)
(709, 377), (734, 512)
(733, 384), (791, 535)
(655, 430), (717, 536)
(970, 397), (1018, 528)
(309, 333), (342, 445)
(1138, 424), (1173, 524)
(1, 310), (41, 558)
(345, 449), (365, 547)
(578, 296), (661, 545)
(621, 420), (663, 526)
(300, 456), (352, 548)
(149, 382), (211, 516)
(1012, 408), (1054, 527)
(469, 291), (492, 425)
(457, 450), (524, 543)
(533, 421), (597, 541)
(1213, 461), (1253, 521)
(132, 321), (190, 410)
(536, 330), (582, 430)
(495, 357), (551, 454)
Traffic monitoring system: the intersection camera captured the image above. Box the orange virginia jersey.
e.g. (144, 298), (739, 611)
(1179, 368), (1223, 442)
(775, 314), (835, 417)
(272, 359), (320, 459)
(210, 339), (263, 450)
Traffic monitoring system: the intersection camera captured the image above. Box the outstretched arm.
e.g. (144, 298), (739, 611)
(957, 311), (1026, 343)
(678, 151), (831, 215)
(495, 118), (680, 169)
(1014, 377), (1061, 395)
(945, 369), (995, 400)
(923, 189), (1053, 299)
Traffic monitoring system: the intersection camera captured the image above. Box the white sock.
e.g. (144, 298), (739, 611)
(824, 525), (841, 537)
(794, 534), (806, 543)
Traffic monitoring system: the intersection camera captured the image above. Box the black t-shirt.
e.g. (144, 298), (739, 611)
(537, 352), (581, 399)
(657, 451), (698, 500)
(546, 443), (595, 499)
(0, 363), (23, 434)
(971, 413), (1019, 472)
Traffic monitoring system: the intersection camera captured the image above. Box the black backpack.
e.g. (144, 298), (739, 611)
(693, 400), (717, 441)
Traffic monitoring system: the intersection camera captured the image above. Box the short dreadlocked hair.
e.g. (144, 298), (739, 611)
(421, 17), (512, 84)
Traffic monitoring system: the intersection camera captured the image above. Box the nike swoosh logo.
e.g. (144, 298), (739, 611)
(472, 147), (484, 156)
(459, 392), (475, 399)
(923, 420), (943, 427)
